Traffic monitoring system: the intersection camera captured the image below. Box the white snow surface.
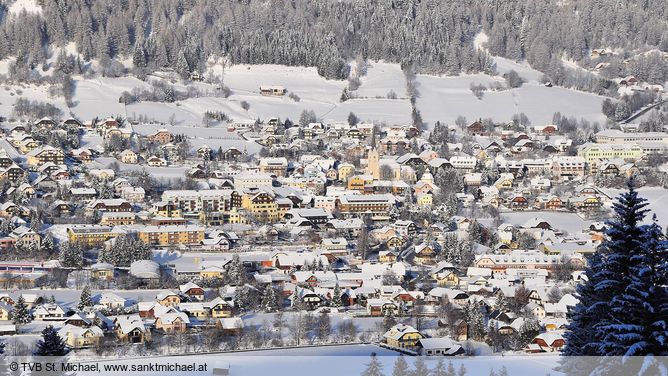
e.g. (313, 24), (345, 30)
(6, 0), (42, 15)
(415, 74), (607, 126)
(61, 347), (562, 376)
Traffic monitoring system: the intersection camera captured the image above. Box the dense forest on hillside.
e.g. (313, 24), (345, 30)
(0, 0), (666, 84)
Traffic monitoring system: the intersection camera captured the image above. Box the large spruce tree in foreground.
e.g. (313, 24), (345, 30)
(564, 182), (668, 356)
(34, 326), (68, 356)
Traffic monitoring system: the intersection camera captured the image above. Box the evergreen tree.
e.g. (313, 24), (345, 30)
(227, 255), (246, 285)
(77, 286), (93, 311)
(361, 354), (385, 376)
(563, 253), (606, 356)
(12, 296), (32, 326)
(594, 182), (650, 355)
(261, 285), (279, 313)
(234, 284), (249, 312)
(383, 309), (397, 331)
(518, 318), (540, 348)
(493, 293), (509, 312)
(446, 361), (457, 376)
(564, 181), (653, 356)
(175, 50), (190, 78)
(317, 311), (331, 341)
(411, 357), (430, 376)
(392, 355), (409, 376)
(41, 233), (55, 254)
(34, 326), (68, 356)
(292, 287), (305, 311)
(432, 359), (446, 376)
(331, 283), (342, 307)
(59, 242), (84, 268)
(601, 214), (668, 355)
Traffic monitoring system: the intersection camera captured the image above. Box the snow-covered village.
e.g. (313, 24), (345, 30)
(0, 0), (666, 375)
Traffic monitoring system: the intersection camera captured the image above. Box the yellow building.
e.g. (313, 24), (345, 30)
(157, 292), (181, 307)
(67, 225), (122, 248)
(179, 303), (210, 320)
(225, 207), (247, 224)
(91, 263), (114, 280)
(151, 202), (182, 218)
(378, 250), (398, 263)
(337, 163), (355, 182)
(241, 191), (280, 223)
(26, 146), (65, 167)
(433, 271), (460, 287)
(578, 143), (644, 164)
(383, 324), (424, 348)
(200, 266), (225, 279)
(119, 150), (138, 164)
(58, 325), (104, 349)
(416, 193), (433, 208)
(414, 243), (436, 265)
(138, 225), (205, 246)
(494, 174), (514, 190)
(366, 148), (380, 180)
(347, 174), (373, 191)
(0, 303), (11, 320)
(208, 298), (233, 318)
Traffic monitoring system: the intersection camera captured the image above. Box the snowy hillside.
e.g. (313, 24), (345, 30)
(415, 73), (607, 126)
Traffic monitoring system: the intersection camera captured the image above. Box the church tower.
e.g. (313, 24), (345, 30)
(367, 148), (380, 180)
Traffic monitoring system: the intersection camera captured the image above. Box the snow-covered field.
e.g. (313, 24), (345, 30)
(0, 56), (609, 131)
(353, 62), (407, 99)
(56, 346), (562, 376)
(415, 73), (607, 126)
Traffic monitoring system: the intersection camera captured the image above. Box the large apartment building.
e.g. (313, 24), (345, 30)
(336, 194), (396, 216)
(138, 225), (205, 246)
(577, 143), (644, 163)
(161, 190), (239, 216)
(67, 225), (123, 248)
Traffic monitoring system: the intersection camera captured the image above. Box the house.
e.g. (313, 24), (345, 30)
(292, 287), (323, 310)
(383, 324), (424, 349)
(90, 263), (115, 280)
(33, 304), (67, 321)
(0, 302), (12, 320)
(414, 243), (437, 265)
(259, 86), (286, 96)
(58, 325), (104, 349)
(379, 250), (398, 263)
(154, 309), (190, 334)
(467, 120), (486, 136)
(26, 145), (65, 167)
(70, 148), (93, 162)
(121, 187), (145, 203)
(552, 156), (586, 181)
(118, 150), (138, 164)
(115, 315), (150, 343)
(180, 282), (205, 302)
(525, 302), (546, 319)
(149, 129), (174, 144)
(216, 317), (244, 336)
(96, 292), (126, 310)
(207, 298), (233, 318)
(138, 225), (205, 246)
(416, 337), (465, 356)
(147, 156), (168, 167)
(366, 299), (399, 316)
(156, 291), (181, 307)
